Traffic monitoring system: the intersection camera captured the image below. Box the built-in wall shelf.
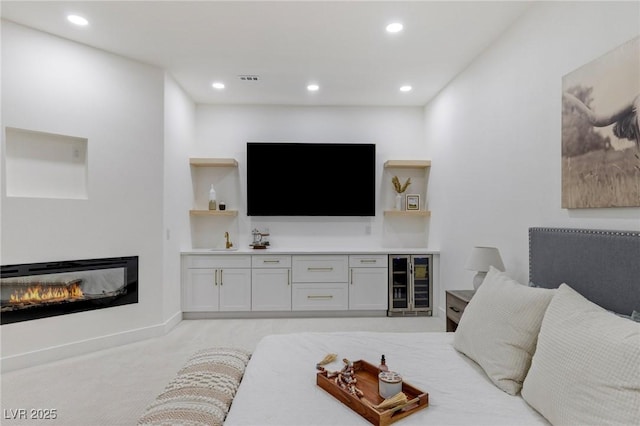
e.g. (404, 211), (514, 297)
(189, 158), (238, 167)
(383, 210), (431, 217)
(383, 160), (431, 169)
(189, 156), (240, 248)
(383, 159), (431, 219)
(189, 209), (238, 217)
(5, 127), (89, 199)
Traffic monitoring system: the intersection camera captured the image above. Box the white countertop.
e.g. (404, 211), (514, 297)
(181, 247), (440, 255)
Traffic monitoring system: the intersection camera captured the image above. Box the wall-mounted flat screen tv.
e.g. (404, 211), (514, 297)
(246, 142), (376, 216)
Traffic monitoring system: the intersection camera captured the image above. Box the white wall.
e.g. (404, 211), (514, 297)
(191, 105), (429, 249)
(425, 1), (640, 311)
(1, 21), (165, 370)
(163, 74), (195, 324)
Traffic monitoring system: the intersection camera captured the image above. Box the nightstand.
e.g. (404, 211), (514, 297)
(445, 290), (475, 332)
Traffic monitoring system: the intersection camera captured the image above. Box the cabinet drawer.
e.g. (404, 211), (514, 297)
(252, 255), (292, 268)
(184, 255), (251, 269)
(292, 283), (348, 310)
(446, 292), (469, 324)
(292, 256), (348, 282)
(349, 255), (388, 268)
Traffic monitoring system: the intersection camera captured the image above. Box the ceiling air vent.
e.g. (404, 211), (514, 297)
(238, 75), (260, 81)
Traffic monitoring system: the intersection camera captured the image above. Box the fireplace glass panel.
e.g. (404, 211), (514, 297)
(1, 257), (138, 324)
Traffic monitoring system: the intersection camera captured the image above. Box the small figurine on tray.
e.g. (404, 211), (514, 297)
(316, 354), (364, 397)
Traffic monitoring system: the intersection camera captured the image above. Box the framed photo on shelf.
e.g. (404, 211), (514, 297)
(406, 194), (420, 210)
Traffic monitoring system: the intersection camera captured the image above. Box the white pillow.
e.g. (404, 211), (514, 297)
(521, 284), (640, 425)
(453, 266), (556, 395)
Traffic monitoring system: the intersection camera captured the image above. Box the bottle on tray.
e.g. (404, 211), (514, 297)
(378, 354), (388, 372)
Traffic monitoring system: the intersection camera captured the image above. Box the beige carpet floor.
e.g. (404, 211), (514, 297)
(1, 316), (444, 425)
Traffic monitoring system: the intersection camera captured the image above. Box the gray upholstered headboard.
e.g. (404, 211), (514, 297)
(529, 227), (640, 315)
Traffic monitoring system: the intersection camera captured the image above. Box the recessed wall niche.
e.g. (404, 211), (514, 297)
(5, 127), (88, 199)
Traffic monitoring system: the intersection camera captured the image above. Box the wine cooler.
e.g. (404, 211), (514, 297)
(388, 254), (432, 316)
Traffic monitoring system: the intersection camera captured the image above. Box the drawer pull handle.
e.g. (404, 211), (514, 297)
(359, 259), (377, 264)
(449, 306), (460, 313)
(307, 267), (333, 272)
(263, 260), (280, 264)
(308, 295), (333, 299)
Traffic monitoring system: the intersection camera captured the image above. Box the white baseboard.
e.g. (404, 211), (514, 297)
(164, 310), (182, 333)
(1, 312), (182, 373)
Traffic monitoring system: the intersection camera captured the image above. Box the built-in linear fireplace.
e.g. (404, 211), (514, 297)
(1, 257), (138, 325)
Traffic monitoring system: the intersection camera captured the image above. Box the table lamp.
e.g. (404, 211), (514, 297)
(464, 246), (504, 290)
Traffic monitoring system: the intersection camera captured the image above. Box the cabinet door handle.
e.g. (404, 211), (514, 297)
(287, 269), (290, 286)
(449, 306), (460, 313)
(214, 269), (218, 286)
(308, 295), (333, 299)
(308, 267), (333, 272)
(219, 269), (223, 286)
(350, 268), (353, 284)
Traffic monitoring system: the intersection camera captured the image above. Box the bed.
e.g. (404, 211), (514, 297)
(221, 227), (640, 426)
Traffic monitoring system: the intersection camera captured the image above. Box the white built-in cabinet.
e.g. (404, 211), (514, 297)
(251, 255), (292, 311)
(182, 255), (251, 312)
(181, 252), (397, 317)
(291, 255), (349, 311)
(348, 255), (388, 310)
(183, 269), (219, 311)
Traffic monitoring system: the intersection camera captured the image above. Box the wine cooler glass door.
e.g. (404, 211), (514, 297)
(390, 256), (409, 310)
(412, 256), (431, 310)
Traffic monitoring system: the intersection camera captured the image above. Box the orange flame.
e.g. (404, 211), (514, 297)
(9, 283), (84, 304)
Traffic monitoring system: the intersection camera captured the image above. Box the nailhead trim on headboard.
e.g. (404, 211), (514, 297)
(528, 227), (640, 278)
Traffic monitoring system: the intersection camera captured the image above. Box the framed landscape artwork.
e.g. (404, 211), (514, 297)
(406, 194), (420, 210)
(561, 36), (639, 208)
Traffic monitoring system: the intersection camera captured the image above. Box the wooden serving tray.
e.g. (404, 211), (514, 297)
(316, 360), (428, 426)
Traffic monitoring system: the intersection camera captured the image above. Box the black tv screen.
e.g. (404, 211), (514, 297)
(247, 142), (376, 216)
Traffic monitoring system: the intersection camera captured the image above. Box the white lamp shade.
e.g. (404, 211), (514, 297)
(464, 246), (505, 272)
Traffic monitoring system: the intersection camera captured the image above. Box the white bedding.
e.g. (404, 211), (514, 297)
(224, 331), (548, 425)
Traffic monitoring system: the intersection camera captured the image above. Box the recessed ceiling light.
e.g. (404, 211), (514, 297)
(400, 85), (412, 92)
(212, 82), (225, 90)
(67, 15), (89, 26)
(386, 22), (403, 33)
(307, 84), (319, 92)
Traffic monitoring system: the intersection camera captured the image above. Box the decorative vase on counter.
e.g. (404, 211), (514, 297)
(395, 193), (402, 210)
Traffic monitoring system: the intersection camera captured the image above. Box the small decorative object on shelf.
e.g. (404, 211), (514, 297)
(219, 201), (226, 211)
(392, 176), (411, 210)
(208, 184), (217, 210)
(406, 194), (420, 211)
